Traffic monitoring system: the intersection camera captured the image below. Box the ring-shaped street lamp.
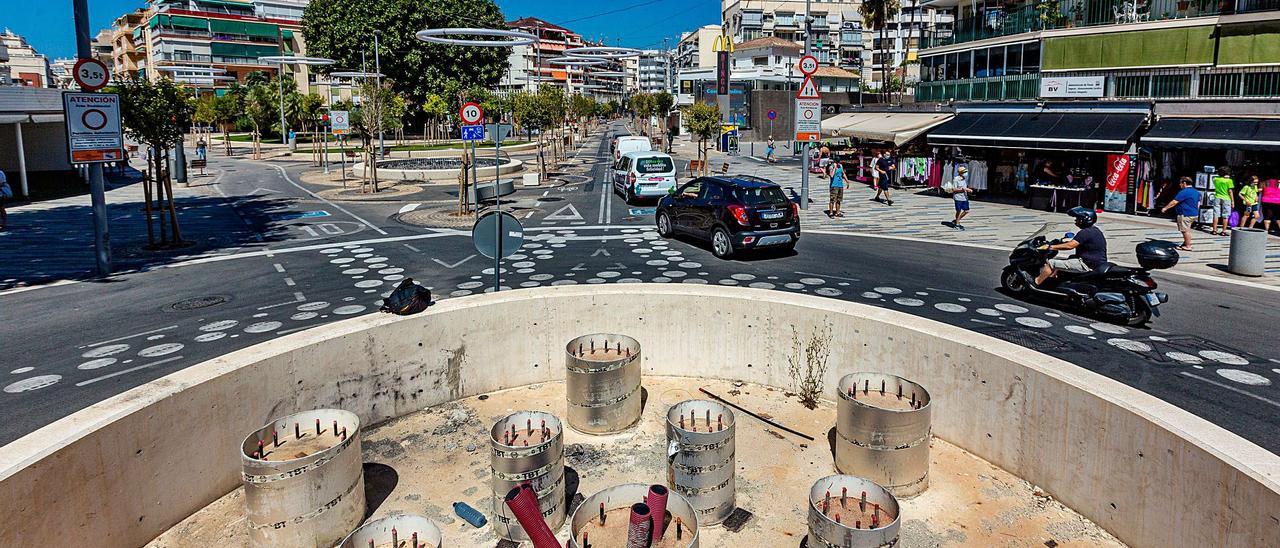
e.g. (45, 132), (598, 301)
(547, 56), (609, 66)
(564, 46), (642, 59)
(589, 71), (628, 77)
(257, 55), (336, 144)
(155, 65), (225, 74)
(329, 71), (385, 79)
(415, 28), (538, 47)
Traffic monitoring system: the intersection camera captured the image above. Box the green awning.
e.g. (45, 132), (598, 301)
(211, 42), (280, 59)
(167, 15), (210, 31)
(132, 27), (143, 40)
(209, 19), (278, 38)
(1044, 26), (1215, 70)
(1218, 22), (1280, 66)
(281, 29), (294, 40)
(196, 0), (255, 8)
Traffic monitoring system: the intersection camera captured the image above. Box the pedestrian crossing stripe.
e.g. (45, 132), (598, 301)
(544, 204), (584, 221)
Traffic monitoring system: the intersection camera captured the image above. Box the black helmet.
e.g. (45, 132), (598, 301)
(1068, 206), (1097, 229)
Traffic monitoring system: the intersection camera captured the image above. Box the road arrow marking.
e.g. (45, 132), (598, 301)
(592, 248), (611, 257)
(433, 254), (476, 269)
(571, 262), (587, 271)
(612, 262), (627, 270)
(253, 187), (282, 195)
(545, 203), (584, 222)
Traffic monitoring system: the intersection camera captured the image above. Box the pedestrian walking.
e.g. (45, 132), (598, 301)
(1210, 167), (1235, 236)
(1261, 177), (1280, 235)
(196, 137), (207, 161)
(943, 165), (972, 229)
(0, 168), (10, 231)
(765, 137), (776, 163)
(872, 151), (895, 205)
(1239, 175), (1260, 229)
(1161, 176), (1200, 251)
(828, 161), (846, 217)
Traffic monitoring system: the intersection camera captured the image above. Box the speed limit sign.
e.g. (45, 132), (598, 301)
(73, 58), (110, 92)
(460, 102), (484, 125)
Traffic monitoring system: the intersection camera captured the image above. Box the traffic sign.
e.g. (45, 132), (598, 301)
(798, 55), (819, 76)
(797, 75), (820, 99)
(73, 58), (110, 91)
(485, 123), (514, 142)
(460, 102), (484, 125)
(794, 97), (821, 142)
(767, 109), (777, 121)
(330, 110), (350, 135)
(63, 92), (123, 163)
(473, 211), (524, 259)
(461, 125), (484, 141)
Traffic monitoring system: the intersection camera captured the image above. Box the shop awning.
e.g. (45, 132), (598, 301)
(821, 112), (954, 147)
(928, 109), (1146, 153)
(1141, 117), (1280, 151)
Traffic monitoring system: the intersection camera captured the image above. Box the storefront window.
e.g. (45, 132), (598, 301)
(947, 52), (958, 80)
(974, 48), (988, 78)
(1024, 42), (1040, 73)
(1006, 44), (1022, 76)
(958, 50), (972, 79)
(989, 46), (1005, 77)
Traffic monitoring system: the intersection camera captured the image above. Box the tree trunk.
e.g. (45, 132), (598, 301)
(162, 147), (183, 243)
(153, 151), (168, 244)
(141, 157), (155, 246)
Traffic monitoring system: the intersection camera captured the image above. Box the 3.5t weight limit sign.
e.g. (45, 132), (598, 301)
(73, 58), (110, 91)
(460, 102), (484, 126)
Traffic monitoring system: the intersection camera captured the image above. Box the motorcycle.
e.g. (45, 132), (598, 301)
(1000, 223), (1178, 326)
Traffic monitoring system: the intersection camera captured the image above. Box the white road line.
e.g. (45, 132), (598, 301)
(294, 291), (306, 301)
(269, 164), (387, 235)
(153, 232), (464, 269)
(273, 263), (285, 273)
(81, 325), (179, 349)
(605, 175), (613, 224)
(283, 277), (296, 286)
(275, 326), (314, 336)
(76, 355), (184, 387)
(598, 178), (607, 224)
(1179, 372), (1280, 409)
(404, 243), (421, 252)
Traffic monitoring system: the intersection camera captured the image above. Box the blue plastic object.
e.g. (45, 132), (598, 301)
(453, 501), (487, 528)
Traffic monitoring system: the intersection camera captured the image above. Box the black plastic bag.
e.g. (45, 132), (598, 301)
(380, 278), (432, 316)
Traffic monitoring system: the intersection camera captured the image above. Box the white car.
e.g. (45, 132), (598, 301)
(612, 151), (677, 203)
(613, 135), (652, 161)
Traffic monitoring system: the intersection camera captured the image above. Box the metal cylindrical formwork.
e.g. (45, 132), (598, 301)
(565, 334), (642, 434)
(240, 409), (365, 548)
(491, 411), (567, 541)
(338, 514), (443, 548)
(835, 373), (932, 498)
(665, 399), (736, 525)
(806, 475), (901, 548)
(568, 483), (700, 548)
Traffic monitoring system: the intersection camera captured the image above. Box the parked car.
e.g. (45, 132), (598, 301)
(613, 135), (651, 160)
(655, 176), (800, 259)
(612, 151), (678, 203)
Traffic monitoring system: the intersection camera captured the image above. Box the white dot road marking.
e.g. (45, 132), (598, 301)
(79, 325), (179, 349)
(194, 332), (227, 342)
(139, 343), (184, 357)
(78, 358), (117, 370)
(244, 322), (283, 333)
(1179, 371), (1280, 410)
(10, 367), (34, 374)
(82, 344), (130, 359)
(1199, 350), (1249, 366)
(4, 375), (62, 393)
(75, 356), (185, 387)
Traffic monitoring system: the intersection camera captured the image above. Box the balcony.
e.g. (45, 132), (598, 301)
(156, 52), (212, 63)
(916, 73), (1042, 101)
(922, 0), (1280, 49)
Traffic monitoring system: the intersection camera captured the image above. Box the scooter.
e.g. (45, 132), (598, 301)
(999, 224), (1177, 326)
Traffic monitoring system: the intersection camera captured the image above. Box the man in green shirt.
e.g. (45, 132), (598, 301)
(1211, 168), (1235, 236)
(1240, 175), (1261, 229)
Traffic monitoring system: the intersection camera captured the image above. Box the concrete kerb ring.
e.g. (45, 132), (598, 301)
(415, 28), (538, 47)
(564, 46), (643, 59)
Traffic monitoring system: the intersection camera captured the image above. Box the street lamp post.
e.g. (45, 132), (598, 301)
(374, 30), (384, 159)
(258, 56), (336, 147)
(72, 0), (110, 275)
(800, 0), (813, 210)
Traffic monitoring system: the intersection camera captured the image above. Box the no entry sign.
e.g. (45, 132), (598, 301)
(63, 92), (122, 163)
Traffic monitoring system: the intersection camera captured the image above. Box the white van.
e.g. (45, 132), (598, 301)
(613, 135), (652, 161)
(612, 151), (677, 203)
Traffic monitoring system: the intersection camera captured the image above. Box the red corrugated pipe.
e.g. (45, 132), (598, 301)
(504, 484), (561, 548)
(646, 484), (669, 541)
(626, 502), (652, 548)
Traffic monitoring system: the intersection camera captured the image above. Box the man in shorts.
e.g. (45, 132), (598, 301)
(943, 165), (971, 229)
(872, 151), (895, 205)
(1035, 207), (1107, 286)
(828, 162), (846, 217)
(1210, 167), (1235, 236)
(1161, 176), (1200, 251)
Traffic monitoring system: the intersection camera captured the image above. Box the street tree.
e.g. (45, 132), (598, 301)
(244, 84), (275, 159)
(569, 95), (596, 138)
(299, 92), (326, 165)
(682, 102), (719, 175)
(512, 89), (552, 178)
(653, 91), (674, 119)
(111, 76), (194, 246)
(629, 93), (655, 134)
(210, 93), (240, 156)
(356, 79), (400, 193)
(303, 0), (509, 111)
(193, 95), (217, 144)
(860, 0), (901, 101)
(421, 93), (449, 142)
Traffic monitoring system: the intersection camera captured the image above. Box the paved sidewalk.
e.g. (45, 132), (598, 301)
(0, 164), (285, 291)
(666, 137), (1280, 287)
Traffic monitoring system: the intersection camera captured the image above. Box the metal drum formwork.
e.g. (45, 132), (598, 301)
(807, 475), (900, 548)
(565, 333), (642, 434)
(568, 483), (700, 548)
(240, 408), (365, 548)
(665, 399), (736, 525)
(338, 514), (443, 548)
(835, 373), (932, 498)
(491, 410), (567, 541)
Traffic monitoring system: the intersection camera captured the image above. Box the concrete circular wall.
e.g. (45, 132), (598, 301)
(352, 157), (524, 183)
(0, 285), (1276, 547)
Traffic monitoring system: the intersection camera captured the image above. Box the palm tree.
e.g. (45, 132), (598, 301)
(860, 0), (901, 101)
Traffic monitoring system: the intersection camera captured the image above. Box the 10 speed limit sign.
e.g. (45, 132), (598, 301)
(73, 58), (110, 91)
(459, 102), (484, 125)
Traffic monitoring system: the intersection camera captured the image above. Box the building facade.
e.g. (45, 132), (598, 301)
(0, 30), (50, 87)
(674, 25), (722, 73)
(632, 49), (673, 93)
(501, 17), (624, 100)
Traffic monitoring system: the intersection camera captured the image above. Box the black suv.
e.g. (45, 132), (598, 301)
(655, 176), (800, 259)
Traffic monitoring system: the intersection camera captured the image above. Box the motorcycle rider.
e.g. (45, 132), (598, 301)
(1034, 207), (1108, 287)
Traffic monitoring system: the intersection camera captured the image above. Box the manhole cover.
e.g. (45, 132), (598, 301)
(979, 326), (1079, 354)
(165, 295), (230, 312)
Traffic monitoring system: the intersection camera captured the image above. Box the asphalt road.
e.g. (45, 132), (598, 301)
(2, 122), (1279, 455)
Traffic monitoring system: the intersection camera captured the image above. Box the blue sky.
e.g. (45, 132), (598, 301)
(2, 0), (720, 60)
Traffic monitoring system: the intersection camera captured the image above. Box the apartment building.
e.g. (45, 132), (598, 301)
(633, 50), (673, 93)
(107, 9), (152, 81)
(140, 0), (308, 90)
(0, 30), (49, 87)
(501, 17), (624, 99)
(674, 25), (722, 73)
